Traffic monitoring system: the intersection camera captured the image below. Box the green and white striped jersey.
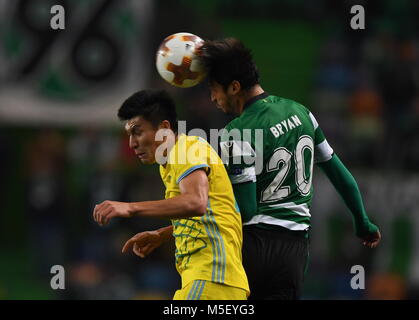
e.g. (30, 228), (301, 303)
(220, 93), (334, 231)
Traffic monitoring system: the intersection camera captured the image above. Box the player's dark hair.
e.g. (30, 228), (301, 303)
(118, 90), (178, 132)
(199, 38), (260, 91)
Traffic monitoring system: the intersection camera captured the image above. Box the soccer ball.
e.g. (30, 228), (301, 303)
(156, 32), (206, 88)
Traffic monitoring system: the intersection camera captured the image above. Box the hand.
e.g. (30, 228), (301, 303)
(361, 229), (381, 249)
(121, 231), (163, 258)
(93, 200), (133, 226)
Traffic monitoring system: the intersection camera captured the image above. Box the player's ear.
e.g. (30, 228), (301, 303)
(228, 80), (241, 95)
(159, 120), (172, 130)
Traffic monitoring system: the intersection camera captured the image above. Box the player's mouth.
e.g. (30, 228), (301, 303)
(136, 152), (147, 159)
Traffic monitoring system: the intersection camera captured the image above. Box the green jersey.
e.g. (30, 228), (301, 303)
(220, 93), (334, 231)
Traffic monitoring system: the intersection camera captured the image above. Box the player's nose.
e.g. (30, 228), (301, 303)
(129, 136), (138, 149)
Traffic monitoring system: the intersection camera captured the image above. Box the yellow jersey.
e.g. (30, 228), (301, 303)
(159, 134), (249, 295)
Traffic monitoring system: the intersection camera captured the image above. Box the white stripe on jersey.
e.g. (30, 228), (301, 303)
(309, 112), (319, 129)
(229, 166), (256, 184)
(314, 139), (334, 163)
(267, 202), (311, 217)
(243, 214), (310, 231)
(220, 140), (256, 159)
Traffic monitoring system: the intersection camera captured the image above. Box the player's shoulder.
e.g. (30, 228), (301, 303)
(181, 134), (210, 148)
(169, 134), (216, 167)
(267, 95), (310, 113)
(224, 95), (311, 131)
(224, 116), (242, 131)
(170, 134), (206, 159)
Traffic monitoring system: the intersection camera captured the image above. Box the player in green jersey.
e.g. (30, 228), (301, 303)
(198, 38), (381, 299)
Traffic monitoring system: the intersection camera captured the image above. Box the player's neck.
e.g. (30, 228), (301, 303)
(238, 85), (265, 115)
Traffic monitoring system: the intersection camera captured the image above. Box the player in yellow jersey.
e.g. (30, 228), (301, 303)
(92, 89), (249, 300)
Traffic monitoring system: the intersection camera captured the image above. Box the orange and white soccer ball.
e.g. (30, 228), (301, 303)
(156, 32), (206, 88)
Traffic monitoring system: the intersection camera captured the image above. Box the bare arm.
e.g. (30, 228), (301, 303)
(93, 169), (209, 225)
(122, 225), (174, 258)
(157, 225), (174, 242)
(130, 169), (209, 219)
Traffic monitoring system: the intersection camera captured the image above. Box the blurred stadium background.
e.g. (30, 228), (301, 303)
(0, 0), (418, 299)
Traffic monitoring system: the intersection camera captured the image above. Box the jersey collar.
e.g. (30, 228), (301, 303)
(243, 92), (269, 112)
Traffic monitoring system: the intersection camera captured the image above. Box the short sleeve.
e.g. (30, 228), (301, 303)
(171, 137), (210, 184)
(308, 112), (334, 163)
(219, 125), (257, 184)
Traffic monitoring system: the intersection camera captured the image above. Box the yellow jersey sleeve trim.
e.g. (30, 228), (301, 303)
(176, 164), (210, 184)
